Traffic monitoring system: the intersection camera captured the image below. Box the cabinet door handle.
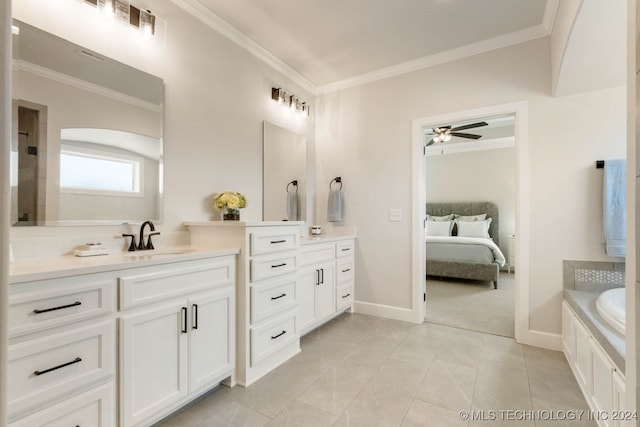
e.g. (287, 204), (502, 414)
(342, 293), (351, 299)
(192, 304), (198, 330)
(271, 293), (287, 300)
(271, 263), (287, 269)
(271, 330), (286, 340)
(341, 268), (351, 273)
(34, 357), (82, 376)
(181, 307), (188, 334)
(33, 301), (81, 314)
(320, 268), (324, 284)
(270, 239), (286, 244)
(315, 269), (320, 286)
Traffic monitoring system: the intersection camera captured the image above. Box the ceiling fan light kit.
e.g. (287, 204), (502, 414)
(426, 121), (488, 147)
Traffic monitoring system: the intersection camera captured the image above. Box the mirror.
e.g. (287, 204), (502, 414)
(11, 19), (164, 226)
(263, 121), (307, 221)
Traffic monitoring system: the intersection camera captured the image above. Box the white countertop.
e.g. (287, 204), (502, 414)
(185, 221), (304, 227)
(300, 235), (356, 245)
(9, 246), (240, 284)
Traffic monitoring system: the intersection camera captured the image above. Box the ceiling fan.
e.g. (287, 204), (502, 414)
(425, 121), (489, 146)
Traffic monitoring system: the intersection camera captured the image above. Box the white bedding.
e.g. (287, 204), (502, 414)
(426, 236), (506, 267)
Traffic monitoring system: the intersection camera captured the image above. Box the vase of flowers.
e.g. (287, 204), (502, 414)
(214, 191), (247, 221)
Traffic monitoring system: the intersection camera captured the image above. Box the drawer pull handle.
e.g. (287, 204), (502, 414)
(341, 268), (351, 273)
(341, 248), (351, 251)
(271, 263), (287, 269)
(342, 293), (351, 299)
(34, 357), (82, 376)
(271, 293), (287, 300)
(33, 301), (81, 314)
(270, 239), (286, 244)
(271, 330), (287, 340)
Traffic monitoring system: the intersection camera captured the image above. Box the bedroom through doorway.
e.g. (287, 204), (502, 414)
(423, 114), (516, 338)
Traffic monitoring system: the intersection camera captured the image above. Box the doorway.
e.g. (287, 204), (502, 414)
(410, 101), (530, 344)
(423, 115), (516, 337)
(12, 101), (47, 226)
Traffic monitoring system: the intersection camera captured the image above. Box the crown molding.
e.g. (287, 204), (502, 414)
(424, 136), (515, 156)
(542, 0), (560, 32)
(317, 24), (551, 95)
(13, 60), (162, 112)
(170, 0), (317, 95)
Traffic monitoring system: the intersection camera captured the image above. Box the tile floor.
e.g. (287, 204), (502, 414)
(154, 313), (594, 427)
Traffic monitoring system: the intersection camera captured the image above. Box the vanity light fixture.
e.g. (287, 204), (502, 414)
(80, 0), (156, 36)
(271, 87), (311, 118)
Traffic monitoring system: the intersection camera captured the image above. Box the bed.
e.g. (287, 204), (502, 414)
(426, 201), (505, 289)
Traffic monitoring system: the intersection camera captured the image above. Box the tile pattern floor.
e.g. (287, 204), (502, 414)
(154, 313), (594, 427)
(426, 273), (515, 338)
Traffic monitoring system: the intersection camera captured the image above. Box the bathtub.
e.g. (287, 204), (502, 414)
(596, 287), (625, 336)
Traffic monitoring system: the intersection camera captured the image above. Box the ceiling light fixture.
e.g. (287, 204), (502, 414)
(271, 87), (311, 118)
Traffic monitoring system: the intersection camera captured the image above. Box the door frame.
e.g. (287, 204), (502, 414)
(410, 101), (530, 344)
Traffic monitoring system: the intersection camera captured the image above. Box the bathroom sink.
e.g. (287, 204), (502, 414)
(123, 248), (197, 257)
(596, 288), (625, 335)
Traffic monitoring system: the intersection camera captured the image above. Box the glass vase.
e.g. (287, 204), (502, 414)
(223, 208), (240, 221)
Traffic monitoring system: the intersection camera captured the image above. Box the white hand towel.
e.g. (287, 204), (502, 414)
(327, 189), (343, 222)
(286, 191), (299, 221)
(603, 159), (626, 256)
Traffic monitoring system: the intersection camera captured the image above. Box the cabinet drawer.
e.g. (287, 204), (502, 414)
(9, 281), (116, 338)
(251, 277), (297, 323)
(336, 283), (354, 310)
(8, 320), (115, 416)
(251, 231), (299, 256)
(336, 259), (354, 284)
(9, 382), (115, 427)
(250, 311), (297, 366)
(119, 258), (234, 309)
(299, 244), (335, 266)
(250, 253), (297, 282)
(336, 241), (355, 258)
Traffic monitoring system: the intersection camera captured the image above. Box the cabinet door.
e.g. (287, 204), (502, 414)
(297, 266), (317, 332)
(562, 302), (576, 364)
(315, 261), (335, 321)
(574, 317), (591, 393)
(189, 286), (234, 394)
(120, 301), (188, 427)
(591, 342), (613, 426)
(612, 369), (625, 427)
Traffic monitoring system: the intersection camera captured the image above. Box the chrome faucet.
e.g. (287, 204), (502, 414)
(121, 221), (161, 251)
(138, 220), (160, 250)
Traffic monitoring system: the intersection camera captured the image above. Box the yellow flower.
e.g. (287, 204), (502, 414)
(214, 191), (247, 211)
(228, 195), (240, 209)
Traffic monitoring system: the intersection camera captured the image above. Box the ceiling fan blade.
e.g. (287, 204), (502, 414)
(450, 132), (482, 140)
(425, 139), (436, 147)
(449, 121), (488, 132)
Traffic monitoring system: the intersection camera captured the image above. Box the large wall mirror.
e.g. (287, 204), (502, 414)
(11, 19), (164, 226)
(263, 121), (307, 222)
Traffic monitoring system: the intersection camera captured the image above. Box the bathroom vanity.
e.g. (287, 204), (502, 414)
(7, 249), (237, 427)
(186, 221), (356, 387)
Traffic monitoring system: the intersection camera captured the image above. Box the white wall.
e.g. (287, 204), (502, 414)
(316, 37), (626, 335)
(425, 147), (515, 256)
(10, 0), (316, 251)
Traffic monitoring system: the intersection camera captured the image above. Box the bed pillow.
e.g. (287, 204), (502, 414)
(456, 213), (487, 221)
(426, 220), (453, 236)
(457, 218), (492, 238)
(426, 214), (455, 221)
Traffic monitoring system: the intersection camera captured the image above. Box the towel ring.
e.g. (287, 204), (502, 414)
(287, 180), (298, 192)
(329, 177), (342, 190)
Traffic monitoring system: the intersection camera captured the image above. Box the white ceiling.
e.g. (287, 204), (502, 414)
(185, 0), (555, 90)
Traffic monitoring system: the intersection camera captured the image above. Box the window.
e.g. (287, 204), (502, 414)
(60, 148), (144, 196)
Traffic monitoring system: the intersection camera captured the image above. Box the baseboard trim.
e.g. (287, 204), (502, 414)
(353, 301), (415, 323)
(523, 329), (563, 351)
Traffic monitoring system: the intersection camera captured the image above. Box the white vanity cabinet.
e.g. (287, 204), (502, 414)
(8, 250), (237, 427)
(298, 237), (355, 336)
(118, 255), (235, 427)
(187, 222), (302, 387)
(7, 273), (118, 426)
(562, 301), (626, 427)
